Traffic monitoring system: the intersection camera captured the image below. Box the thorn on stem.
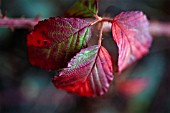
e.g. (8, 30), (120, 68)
(2, 10), (7, 18)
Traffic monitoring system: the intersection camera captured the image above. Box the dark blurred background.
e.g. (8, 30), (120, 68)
(0, 0), (170, 113)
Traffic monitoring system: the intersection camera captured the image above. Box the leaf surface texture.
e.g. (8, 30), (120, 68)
(27, 17), (91, 70)
(112, 11), (152, 72)
(53, 45), (113, 96)
(65, 0), (98, 18)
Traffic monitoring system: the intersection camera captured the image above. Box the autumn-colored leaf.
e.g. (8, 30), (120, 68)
(117, 78), (148, 97)
(112, 11), (152, 72)
(27, 17), (91, 70)
(52, 45), (113, 96)
(65, 0), (98, 18)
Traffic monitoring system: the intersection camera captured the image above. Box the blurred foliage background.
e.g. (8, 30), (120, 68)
(0, 0), (170, 113)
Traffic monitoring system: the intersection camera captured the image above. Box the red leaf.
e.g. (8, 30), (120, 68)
(117, 78), (148, 97)
(52, 45), (113, 96)
(27, 17), (91, 70)
(112, 11), (152, 72)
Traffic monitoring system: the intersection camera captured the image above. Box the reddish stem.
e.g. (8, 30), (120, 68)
(149, 21), (170, 37)
(90, 14), (112, 26)
(101, 18), (113, 23)
(0, 14), (170, 38)
(98, 22), (104, 47)
(0, 17), (40, 30)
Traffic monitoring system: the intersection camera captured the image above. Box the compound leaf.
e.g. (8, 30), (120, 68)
(27, 17), (91, 70)
(112, 11), (152, 72)
(52, 45), (113, 96)
(65, 0), (98, 18)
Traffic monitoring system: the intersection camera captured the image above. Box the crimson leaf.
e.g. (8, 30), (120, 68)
(65, 0), (98, 18)
(117, 78), (147, 97)
(112, 11), (152, 72)
(52, 45), (113, 96)
(27, 17), (91, 70)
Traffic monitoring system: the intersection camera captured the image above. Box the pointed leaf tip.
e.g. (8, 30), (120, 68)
(112, 11), (152, 72)
(53, 45), (113, 96)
